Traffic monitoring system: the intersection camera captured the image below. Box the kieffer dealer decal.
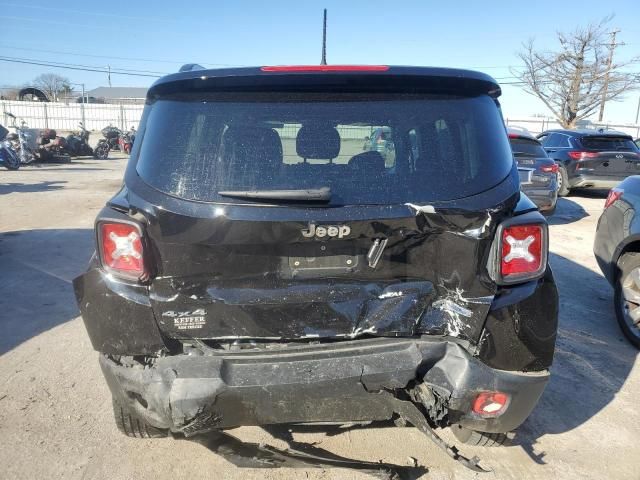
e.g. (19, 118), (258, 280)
(162, 309), (207, 330)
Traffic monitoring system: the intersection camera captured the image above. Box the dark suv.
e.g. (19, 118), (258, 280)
(74, 65), (558, 469)
(538, 129), (640, 196)
(508, 129), (558, 215)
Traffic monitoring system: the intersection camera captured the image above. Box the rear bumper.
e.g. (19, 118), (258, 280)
(568, 173), (624, 189)
(521, 185), (557, 211)
(101, 338), (549, 436)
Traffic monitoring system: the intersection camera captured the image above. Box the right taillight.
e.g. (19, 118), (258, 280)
(97, 221), (146, 280)
(540, 163), (559, 173)
(604, 188), (623, 209)
(491, 218), (548, 285)
(568, 151), (599, 160)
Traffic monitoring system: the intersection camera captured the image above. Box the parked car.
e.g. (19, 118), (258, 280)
(508, 129), (558, 215)
(594, 176), (640, 348)
(73, 65), (558, 470)
(537, 129), (640, 196)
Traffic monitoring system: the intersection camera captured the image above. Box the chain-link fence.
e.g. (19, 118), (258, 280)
(0, 99), (143, 131)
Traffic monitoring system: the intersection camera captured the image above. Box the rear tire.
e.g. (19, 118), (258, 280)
(450, 424), (508, 447)
(112, 398), (168, 438)
(94, 143), (109, 160)
(614, 253), (640, 348)
(557, 166), (570, 197)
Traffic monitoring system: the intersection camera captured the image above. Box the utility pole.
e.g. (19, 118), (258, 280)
(598, 29), (621, 122)
(320, 9), (327, 66)
(107, 65), (112, 88)
(635, 95), (640, 125)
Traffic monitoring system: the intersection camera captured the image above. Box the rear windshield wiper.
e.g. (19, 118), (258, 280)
(218, 187), (331, 202)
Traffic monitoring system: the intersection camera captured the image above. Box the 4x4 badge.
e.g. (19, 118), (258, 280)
(302, 223), (351, 239)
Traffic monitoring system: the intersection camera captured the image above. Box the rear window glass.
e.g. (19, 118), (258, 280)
(581, 136), (638, 151)
(509, 137), (547, 157)
(135, 93), (513, 204)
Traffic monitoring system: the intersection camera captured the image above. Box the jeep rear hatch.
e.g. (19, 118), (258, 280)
(127, 68), (519, 345)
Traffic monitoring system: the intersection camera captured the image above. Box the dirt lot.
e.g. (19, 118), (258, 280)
(1, 158), (638, 480)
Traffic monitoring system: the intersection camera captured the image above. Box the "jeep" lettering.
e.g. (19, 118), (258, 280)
(301, 223), (351, 239)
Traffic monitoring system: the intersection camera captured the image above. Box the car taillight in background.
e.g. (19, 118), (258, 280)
(568, 151), (600, 160)
(490, 218), (548, 285)
(540, 163), (559, 174)
(604, 188), (623, 209)
(472, 392), (510, 418)
(98, 221), (146, 280)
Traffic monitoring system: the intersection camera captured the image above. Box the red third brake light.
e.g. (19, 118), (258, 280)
(604, 188), (623, 209)
(568, 151), (600, 160)
(472, 392), (510, 417)
(99, 222), (145, 279)
(501, 224), (544, 279)
(260, 65), (390, 72)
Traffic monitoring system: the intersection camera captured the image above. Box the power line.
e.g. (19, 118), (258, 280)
(0, 44), (249, 67)
(0, 56), (162, 78)
(0, 55), (168, 75)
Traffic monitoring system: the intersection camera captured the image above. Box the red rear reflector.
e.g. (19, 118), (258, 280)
(604, 188), (623, 209)
(260, 65), (389, 72)
(568, 151), (599, 160)
(507, 133), (521, 139)
(540, 163), (559, 173)
(99, 222), (145, 279)
(501, 224), (543, 278)
(472, 392), (510, 417)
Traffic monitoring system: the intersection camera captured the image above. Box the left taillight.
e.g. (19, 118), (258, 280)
(491, 218), (548, 285)
(97, 221), (145, 280)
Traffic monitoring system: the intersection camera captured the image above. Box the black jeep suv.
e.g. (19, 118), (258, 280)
(74, 65), (558, 467)
(538, 129), (640, 196)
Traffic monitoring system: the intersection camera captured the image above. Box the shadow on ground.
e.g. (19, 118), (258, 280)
(0, 228), (94, 353)
(547, 197), (589, 226)
(0, 181), (67, 195)
(512, 252), (637, 463)
(547, 189), (608, 226)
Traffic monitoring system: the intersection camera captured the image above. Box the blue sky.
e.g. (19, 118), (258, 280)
(1, 0), (639, 123)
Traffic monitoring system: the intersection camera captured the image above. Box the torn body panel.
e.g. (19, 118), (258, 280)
(100, 337), (549, 437)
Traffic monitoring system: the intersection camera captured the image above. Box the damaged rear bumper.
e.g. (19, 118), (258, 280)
(101, 337), (548, 436)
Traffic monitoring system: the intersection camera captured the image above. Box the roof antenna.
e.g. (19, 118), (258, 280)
(320, 8), (327, 65)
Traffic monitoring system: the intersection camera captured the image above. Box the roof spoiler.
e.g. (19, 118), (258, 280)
(179, 63), (205, 73)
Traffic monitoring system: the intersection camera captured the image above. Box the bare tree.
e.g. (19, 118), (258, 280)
(0, 87), (20, 100)
(32, 73), (72, 102)
(512, 18), (639, 128)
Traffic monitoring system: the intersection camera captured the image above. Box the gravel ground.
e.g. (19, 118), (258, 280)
(0, 157), (638, 480)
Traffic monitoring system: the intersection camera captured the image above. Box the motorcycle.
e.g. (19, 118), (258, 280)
(118, 126), (136, 154)
(94, 125), (122, 159)
(65, 122), (94, 157)
(37, 128), (70, 163)
(0, 123), (20, 170)
(4, 112), (37, 164)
